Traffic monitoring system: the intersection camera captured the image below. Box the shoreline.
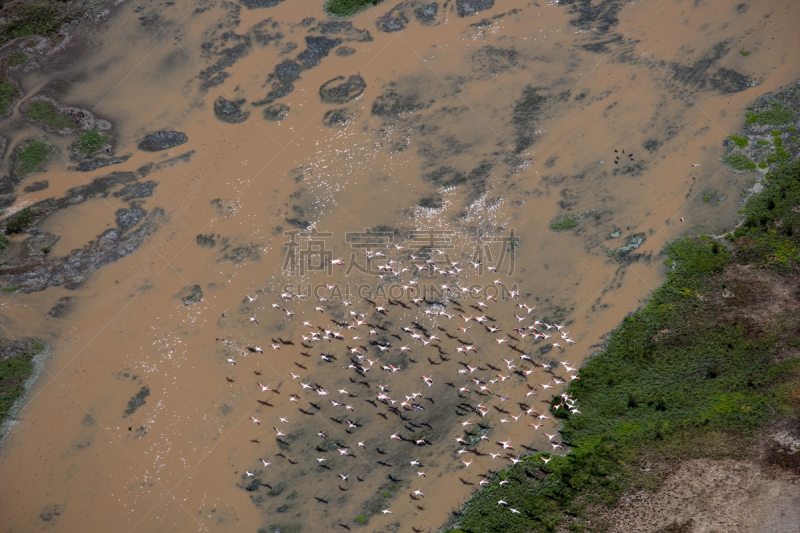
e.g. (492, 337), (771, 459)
(444, 81), (800, 532)
(0, 339), (49, 447)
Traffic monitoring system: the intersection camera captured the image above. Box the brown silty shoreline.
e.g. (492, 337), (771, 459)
(1, 0), (799, 531)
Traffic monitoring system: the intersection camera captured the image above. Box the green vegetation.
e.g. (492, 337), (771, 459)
(0, 353), (33, 421)
(745, 102), (797, 127)
(77, 129), (109, 154)
(789, 126), (797, 132)
(5, 207), (35, 233)
(0, 234), (8, 252)
(27, 100), (76, 130)
(0, 80), (19, 116)
(1, 340), (46, 434)
(549, 214), (581, 232)
(728, 134), (748, 148)
(324, 0), (384, 17)
(14, 139), (53, 177)
(758, 162), (769, 169)
(7, 53), (29, 67)
(702, 195), (710, 202)
(1, 6), (77, 45)
(1, 285), (22, 294)
(739, 50), (750, 56)
(355, 515), (367, 523)
(722, 152), (757, 172)
(758, 140), (770, 146)
(792, 137), (798, 142)
(446, 158), (800, 533)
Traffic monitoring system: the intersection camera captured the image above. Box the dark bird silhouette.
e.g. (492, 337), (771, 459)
(254, 371), (262, 376)
(250, 438), (260, 443)
(226, 377), (234, 383)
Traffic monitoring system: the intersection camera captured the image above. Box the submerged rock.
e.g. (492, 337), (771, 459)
(319, 75), (366, 104)
(415, 3), (438, 22)
(263, 103), (289, 121)
(73, 155), (130, 172)
(214, 97), (250, 123)
(612, 233), (646, 256)
(115, 208), (147, 231)
(23, 181), (49, 193)
(138, 131), (188, 152)
(238, 0), (285, 8)
(456, 0), (494, 17)
(322, 109), (352, 128)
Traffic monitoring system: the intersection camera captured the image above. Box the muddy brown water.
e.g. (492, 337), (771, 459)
(1, 0), (799, 531)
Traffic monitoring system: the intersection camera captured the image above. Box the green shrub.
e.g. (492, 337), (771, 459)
(758, 162), (768, 169)
(1, 6), (73, 44)
(8, 53), (29, 66)
(325, 0), (384, 17)
(722, 153), (757, 172)
(788, 126), (797, 132)
(5, 208), (35, 233)
(14, 139), (52, 177)
(728, 135), (748, 148)
(550, 214), (581, 232)
(27, 101), (76, 129)
(745, 102), (797, 127)
(0, 80), (19, 116)
(1, 285), (22, 294)
(0, 234), (8, 252)
(77, 130), (109, 154)
(355, 515), (367, 523)
(739, 50), (749, 56)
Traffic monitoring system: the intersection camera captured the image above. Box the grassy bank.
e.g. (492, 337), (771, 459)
(324, 0), (384, 18)
(445, 162), (800, 530)
(0, 339), (47, 437)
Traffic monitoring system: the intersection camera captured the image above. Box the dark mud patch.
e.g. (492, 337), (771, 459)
(238, 0), (285, 8)
(319, 75), (366, 104)
(255, 23), (370, 105)
(115, 207), (147, 232)
(70, 154), (130, 172)
(311, 20), (372, 43)
(335, 46), (355, 57)
(670, 41), (753, 94)
(511, 85), (547, 153)
(23, 180), (49, 193)
(48, 296), (72, 317)
(470, 45), (520, 77)
(371, 83), (434, 118)
(322, 108), (355, 128)
(217, 241), (261, 264)
(456, 0), (494, 17)
(198, 34), (251, 90)
(415, 2), (438, 23)
(263, 103), (289, 121)
(196, 233), (219, 248)
(155, 151), (195, 170)
(214, 97), (250, 123)
(559, 0), (621, 33)
(112, 181), (157, 202)
(377, 2), (410, 33)
(138, 131), (188, 152)
(123, 386), (150, 416)
(0, 170), (168, 292)
(178, 284), (204, 306)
